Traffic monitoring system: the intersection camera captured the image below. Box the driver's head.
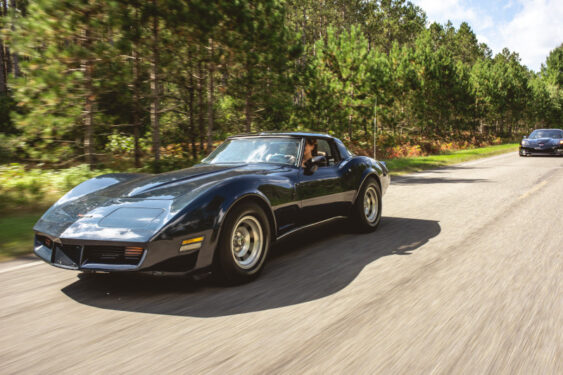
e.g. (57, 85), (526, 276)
(302, 138), (317, 166)
(305, 138), (317, 155)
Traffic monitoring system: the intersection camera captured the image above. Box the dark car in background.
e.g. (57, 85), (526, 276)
(33, 132), (390, 284)
(519, 129), (563, 156)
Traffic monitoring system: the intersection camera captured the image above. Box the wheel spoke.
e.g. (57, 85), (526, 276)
(230, 215), (264, 269)
(364, 186), (379, 223)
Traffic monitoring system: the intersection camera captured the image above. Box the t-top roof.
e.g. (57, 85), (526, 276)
(229, 131), (333, 139)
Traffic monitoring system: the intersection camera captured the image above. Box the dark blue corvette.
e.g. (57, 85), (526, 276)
(519, 129), (563, 156)
(34, 132), (390, 283)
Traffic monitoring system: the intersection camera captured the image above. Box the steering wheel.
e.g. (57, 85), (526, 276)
(266, 154), (295, 164)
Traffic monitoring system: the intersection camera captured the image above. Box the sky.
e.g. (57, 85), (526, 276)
(411, 0), (563, 72)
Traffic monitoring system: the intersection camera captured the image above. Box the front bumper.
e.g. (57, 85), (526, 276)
(34, 234), (148, 271)
(519, 145), (563, 156)
(33, 231), (212, 273)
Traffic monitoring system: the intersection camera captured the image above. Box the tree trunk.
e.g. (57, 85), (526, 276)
(0, 39), (7, 94)
(188, 48), (197, 160)
(244, 65), (252, 133)
(132, 47), (141, 168)
(197, 55), (205, 151)
(9, 0), (20, 77)
(206, 39), (214, 153)
(83, 61), (95, 169)
(245, 87), (252, 133)
(81, 22), (95, 170)
(2, 0), (11, 76)
(348, 114), (352, 141)
(150, 1), (161, 172)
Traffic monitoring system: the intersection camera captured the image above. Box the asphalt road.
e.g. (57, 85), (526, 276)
(1, 152), (562, 374)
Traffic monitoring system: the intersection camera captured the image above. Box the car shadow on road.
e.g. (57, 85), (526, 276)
(62, 216), (441, 317)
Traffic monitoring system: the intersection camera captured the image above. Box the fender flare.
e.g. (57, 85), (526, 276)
(353, 170), (382, 204)
(215, 191), (278, 241)
(202, 191), (276, 269)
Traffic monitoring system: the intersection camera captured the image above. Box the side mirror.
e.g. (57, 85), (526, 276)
(304, 155), (326, 175)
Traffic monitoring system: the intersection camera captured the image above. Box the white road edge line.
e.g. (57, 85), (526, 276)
(458, 151), (515, 167)
(0, 261), (43, 275)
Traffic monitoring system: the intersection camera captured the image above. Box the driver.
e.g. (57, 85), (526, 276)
(302, 138), (317, 167)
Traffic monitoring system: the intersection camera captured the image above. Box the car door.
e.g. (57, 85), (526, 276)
(297, 138), (352, 225)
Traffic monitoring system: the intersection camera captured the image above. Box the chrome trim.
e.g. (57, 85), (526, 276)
(276, 216), (348, 240)
(81, 263), (140, 271)
(296, 137), (305, 168)
(231, 215), (264, 269)
(180, 243), (202, 252)
(363, 186), (379, 223)
(52, 263), (79, 270)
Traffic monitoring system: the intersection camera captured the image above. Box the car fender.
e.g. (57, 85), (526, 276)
(153, 175), (278, 270)
(348, 157), (389, 203)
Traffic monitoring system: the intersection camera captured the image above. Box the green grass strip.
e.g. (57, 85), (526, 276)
(0, 213), (43, 261)
(384, 143), (519, 175)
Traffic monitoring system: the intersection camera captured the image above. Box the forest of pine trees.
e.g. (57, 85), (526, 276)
(0, 0), (561, 170)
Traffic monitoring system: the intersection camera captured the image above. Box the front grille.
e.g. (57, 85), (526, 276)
(83, 245), (143, 265)
(54, 243), (81, 265)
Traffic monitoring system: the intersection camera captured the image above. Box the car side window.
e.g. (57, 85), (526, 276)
(316, 139), (337, 167)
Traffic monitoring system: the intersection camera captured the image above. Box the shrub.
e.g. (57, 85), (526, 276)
(0, 163), (118, 213)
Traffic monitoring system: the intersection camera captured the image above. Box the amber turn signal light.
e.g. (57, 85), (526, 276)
(124, 246), (144, 257)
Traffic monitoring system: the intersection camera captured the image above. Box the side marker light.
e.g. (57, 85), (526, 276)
(180, 237), (204, 252)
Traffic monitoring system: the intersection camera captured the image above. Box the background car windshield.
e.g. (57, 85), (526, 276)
(203, 138), (300, 165)
(529, 130), (562, 139)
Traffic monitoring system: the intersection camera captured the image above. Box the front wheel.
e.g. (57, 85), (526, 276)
(351, 178), (382, 232)
(214, 202), (270, 284)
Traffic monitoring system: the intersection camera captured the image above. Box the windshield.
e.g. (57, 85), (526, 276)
(202, 137), (300, 165)
(529, 130), (563, 139)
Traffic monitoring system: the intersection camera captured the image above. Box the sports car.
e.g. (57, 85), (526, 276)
(33, 132), (390, 283)
(519, 128), (563, 156)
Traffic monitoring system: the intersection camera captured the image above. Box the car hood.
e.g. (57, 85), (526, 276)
(34, 163), (288, 242)
(525, 138), (558, 145)
(101, 164), (249, 199)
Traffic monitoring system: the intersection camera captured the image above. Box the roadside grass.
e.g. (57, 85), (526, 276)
(384, 143), (519, 175)
(0, 213), (42, 261)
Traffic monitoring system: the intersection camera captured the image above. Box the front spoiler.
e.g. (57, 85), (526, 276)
(520, 146), (563, 156)
(33, 229), (211, 274)
(34, 241), (146, 271)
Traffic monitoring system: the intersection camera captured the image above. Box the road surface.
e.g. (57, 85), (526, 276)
(1, 152), (562, 374)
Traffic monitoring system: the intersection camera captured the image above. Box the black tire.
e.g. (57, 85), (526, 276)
(214, 202), (270, 284)
(351, 177), (382, 233)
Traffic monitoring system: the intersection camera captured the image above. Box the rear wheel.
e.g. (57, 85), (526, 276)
(351, 178), (382, 232)
(215, 202), (270, 284)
